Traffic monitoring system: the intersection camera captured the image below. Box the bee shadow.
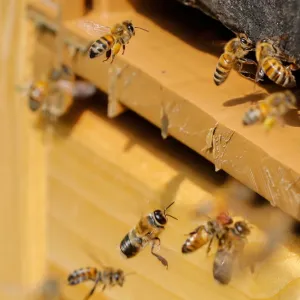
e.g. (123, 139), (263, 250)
(283, 109), (300, 127)
(222, 92), (268, 107)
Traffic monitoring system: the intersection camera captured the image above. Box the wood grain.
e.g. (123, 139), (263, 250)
(0, 1), (47, 299)
(47, 102), (300, 300)
(26, 0), (300, 221)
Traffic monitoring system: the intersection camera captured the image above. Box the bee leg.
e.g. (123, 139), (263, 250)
(83, 278), (101, 300)
(122, 45), (126, 55)
(184, 226), (202, 236)
(102, 49), (112, 62)
(287, 63), (299, 72)
(151, 237), (169, 269)
(111, 42), (122, 64)
(206, 235), (215, 256)
(102, 284), (107, 291)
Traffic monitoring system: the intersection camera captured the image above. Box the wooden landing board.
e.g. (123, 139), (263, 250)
(26, 1), (300, 222)
(46, 99), (300, 300)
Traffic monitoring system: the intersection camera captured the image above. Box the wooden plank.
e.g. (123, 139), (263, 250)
(25, 3), (300, 221)
(0, 1), (47, 299)
(93, 0), (133, 14)
(46, 103), (300, 300)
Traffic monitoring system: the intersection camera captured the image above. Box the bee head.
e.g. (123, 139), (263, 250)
(238, 33), (254, 50)
(123, 20), (135, 36)
(154, 210), (167, 225)
(234, 221), (251, 236)
(114, 270), (125, 287)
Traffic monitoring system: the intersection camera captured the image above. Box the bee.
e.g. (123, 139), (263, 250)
(79, 20), (148, 62)
(68, 266), (126, 300)
(213, 33), (256, 86)
(120, 201), (177, 268)
(24, 66), (96, 119)
(213, 220), (251, 285)
(28, 79), (49, 112)
(182, 212), (233, 254)
(255, 38), (297, 87)
(242, 90), (297, 130)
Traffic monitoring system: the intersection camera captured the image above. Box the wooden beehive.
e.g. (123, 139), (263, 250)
(1, 0), (300, 299)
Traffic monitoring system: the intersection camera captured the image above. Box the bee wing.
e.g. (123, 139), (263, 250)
(72, 81), (97, 98)
(77, 20), (111, 37)
(213, 249), (234, 285)
(159, 173), (185, 211)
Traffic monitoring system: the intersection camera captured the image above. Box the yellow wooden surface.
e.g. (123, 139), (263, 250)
(0, 0), (47, 299)
(2, 1), (300, 300)
(46, 99), (300, 300)
(26, 0), (300, 222)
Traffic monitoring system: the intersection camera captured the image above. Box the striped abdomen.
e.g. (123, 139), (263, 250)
(261, 58), (296, 87)
(214, 52), (235, 86)
(182, 226), (209, 254)
(89, 35), (115, 59)
(120, 231), (142, 258)
(67, 267), (98, 285)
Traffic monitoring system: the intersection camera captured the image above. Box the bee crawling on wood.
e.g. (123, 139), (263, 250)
(182, 212), (233, 255)
(242, 90), (297, 130)
(213, 33), (256, 86)
(120, 201), (177, 269)
(255, 37), (299, 88)
(78, 19), (148, 63)
(68, 266), (133, 300)
(213, 220), (251, 285)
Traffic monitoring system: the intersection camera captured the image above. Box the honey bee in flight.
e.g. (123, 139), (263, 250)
(214, 33), (256, 86)
(243, 90), (297, 130)
(28, 79), (49, 112)
(213, 220), (251, 285)
(68, 266), (128, 300)
(182, 212), (233, 255)
(120, 201), (177, 268)
(255, 38), (298, 87)
(25, 65), (73, 116)
(23, 66), (96, 119)
(78, 20), (148, 63)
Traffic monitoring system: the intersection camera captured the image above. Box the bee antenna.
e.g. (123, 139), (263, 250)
(164, 201), (175, 212)
(135, 26), (149, 32)
(166, 214), (178, 220)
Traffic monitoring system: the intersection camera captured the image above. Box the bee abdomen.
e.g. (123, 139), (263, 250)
(89, 35), (115, 59)
(67, 267), (98, 285)
(262, 59), (296, 88)
(214, 53), (234, 86)
(182, 242), (195, 253)
(120, 233), (140, 258)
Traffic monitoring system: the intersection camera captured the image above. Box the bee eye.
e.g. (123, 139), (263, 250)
(240, 38), (248, 45)
(154, 210), (167, 225)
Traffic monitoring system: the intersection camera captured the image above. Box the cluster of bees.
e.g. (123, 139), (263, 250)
(213, 32), (299, 130)
(65, 178), (291, 300)
(23, 16), (298, 300)
(25, 18), (299, 131)
(67, 201), (252, 299)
